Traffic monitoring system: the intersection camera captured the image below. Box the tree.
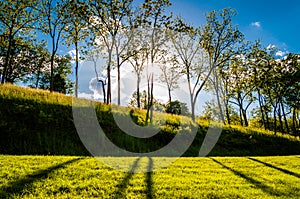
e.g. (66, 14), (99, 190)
(0, 37), (43, 84)
(86, 0), (133, 104)
(159, 54), (181, 103)
(136, 0), (172, 124)
(23, 42), (51, 88)
(165, 100), (190, 116)
(0, 0), (38, 83)
(63, 0), (89, 97)
(201, 8), (244, 124)
(246, 41), (271, 130)
(38, 54), (74, 94)
(127, 28), (149, 108)
(227, 54), (255, 126)
(169, 20), (208, 120)
(84, 45), (107, 103)
(39, 0), (67, 92)
(283, 53), (300, 134)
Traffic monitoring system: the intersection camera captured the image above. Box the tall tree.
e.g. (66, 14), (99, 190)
(23, 42), (51, 88)
(201, 8), (244, 123)
(283, 53), (300, 134)
(0, 38), (49, 84)
(159, 54), (181, 103)
(0, 0), (38, 83)
(39, 0), (67, 92)
(63, 0), (89, 97)
(227, 54), (255, 126)
(137, 0), (172, 124)
(86, 0), (133, 104)
(169, 21), (207, 120)
(127, 27), (149, 108)
(112, 5), (138, 105)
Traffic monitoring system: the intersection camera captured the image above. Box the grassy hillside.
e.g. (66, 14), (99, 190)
(0, 155), (299, 198)
(0, 83), (299, 156)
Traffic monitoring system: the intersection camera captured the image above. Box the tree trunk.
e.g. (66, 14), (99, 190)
(242, 109), (248, 127)
(273, 108), (277, 135)
(2, 37), (13, 84)
(214, 73), (225, 124)
(100, 80), (106, 104)
(106, 48), (113, 104)
(281, 102), (289, 134)
(239, 108), (243, 126)
(278, 104), (284, 133)
(216, 89), (225, 124)
(145, 86), (149, 125)
(35, 69), (41, 88)
(116, 46), (121, 105)
(292, 108), (297, 133)
(137, 76), (140, 108)
(224, 99), (230, 125)
(117, 64), (120, 105)
(50, 53), (55, 92)
(191, 101), (195, 121)
(150, 74), (154, 125)
(266, 111), (270, 130)
(168, 87), (171, 103)
(75, 41), (79, 98)
(106, 64), (111, 104)
(258, 90), (266, 129)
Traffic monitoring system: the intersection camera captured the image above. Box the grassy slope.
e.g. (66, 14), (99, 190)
(0, 155), (299, 198)
(0, 83), (299, 156)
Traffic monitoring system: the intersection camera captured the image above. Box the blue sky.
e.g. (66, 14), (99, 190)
(169, 0), (300, 54)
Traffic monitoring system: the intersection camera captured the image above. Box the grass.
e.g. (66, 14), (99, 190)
(1, 83), (300, 156)
(0, 155), (299, 198)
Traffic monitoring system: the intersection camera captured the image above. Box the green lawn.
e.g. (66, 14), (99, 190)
(0, 155), (299, 198)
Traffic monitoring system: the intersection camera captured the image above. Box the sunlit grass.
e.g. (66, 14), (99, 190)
(0, 155), (299, 198)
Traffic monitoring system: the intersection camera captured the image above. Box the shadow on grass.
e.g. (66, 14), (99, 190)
(210, 158), (286, 197)
(146, 157), (154, 199)
(0, 157), (83, 198)
(114, 157), (141, 198)
(249, 158), (300, 178)
(114, 157), (155, 199)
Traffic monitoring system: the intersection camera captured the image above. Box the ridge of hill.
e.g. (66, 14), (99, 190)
(0, 83), (299, 156)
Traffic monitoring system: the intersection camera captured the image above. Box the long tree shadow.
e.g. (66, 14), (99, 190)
(145, 157), (154, 199)
(0, 157), (83, 198)
(210, 158), (286, 197)
(114, 157), (141, 198)
(249, 157), (300, 178)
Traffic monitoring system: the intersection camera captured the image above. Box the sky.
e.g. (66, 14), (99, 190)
(75, 0), (300, 115)
(169, 0), (300, 54)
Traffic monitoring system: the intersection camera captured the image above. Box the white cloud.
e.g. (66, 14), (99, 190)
(68, 49), (83, 64)
(267, 44), (276, 50)
(275, 50), (287, 57)
(251, 21), (261, 28)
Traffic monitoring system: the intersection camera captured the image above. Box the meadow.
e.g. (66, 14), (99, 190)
(1, 83), (299, 156)
(1, 84), (300, 198)
(0, 155), (299, 198)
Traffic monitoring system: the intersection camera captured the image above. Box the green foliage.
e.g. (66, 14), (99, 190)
(165, 100), (190, 116)
(0, 0), (39, 83)
(38, 54), (74, 94)
(0, 155), (300, 198)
